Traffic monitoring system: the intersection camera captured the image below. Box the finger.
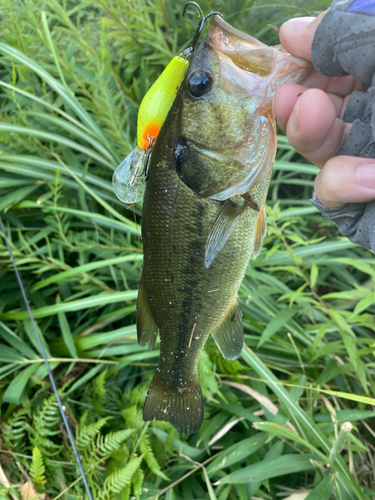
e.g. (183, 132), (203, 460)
(315, 156), (375, 207)
(279, 15), (361, 96)
(299, 71), (361, 96)
(285, 88), (351, 167)
(279, 14), (326, 61)
(274, 84), (347, 132)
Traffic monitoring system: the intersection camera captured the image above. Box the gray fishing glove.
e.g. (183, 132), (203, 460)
(310, 0), (375, 252)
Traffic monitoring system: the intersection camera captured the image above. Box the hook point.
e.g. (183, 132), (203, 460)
(181, 2), (223, 58)
(182, 1), (203, 19)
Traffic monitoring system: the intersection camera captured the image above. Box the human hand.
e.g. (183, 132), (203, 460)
(274, 14), (375, 208)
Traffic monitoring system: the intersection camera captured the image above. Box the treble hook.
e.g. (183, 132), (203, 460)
(143, 135), (155, 181)
(128, 135), (155, 184)
(181, 1), (222, 58)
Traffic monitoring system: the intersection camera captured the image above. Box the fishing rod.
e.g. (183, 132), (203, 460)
(0, 214), (94, 500)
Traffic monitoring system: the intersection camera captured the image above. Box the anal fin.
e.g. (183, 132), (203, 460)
(252, 204), (267, 259)
(211, 301), (244, 360)
(137, 273), (158, 350)
(205, 199), (243, 269)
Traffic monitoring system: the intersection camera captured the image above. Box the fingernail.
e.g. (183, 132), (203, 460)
(281, 17), (315, 36)
(357, 164), (375, 189)
(291, 97), (301, 132)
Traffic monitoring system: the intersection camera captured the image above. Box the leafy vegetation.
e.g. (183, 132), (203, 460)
(0, 0), (374, 499)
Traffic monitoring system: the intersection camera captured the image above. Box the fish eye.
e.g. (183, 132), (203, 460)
(174, 141), (188, 165)
(187, 70), (213, 98)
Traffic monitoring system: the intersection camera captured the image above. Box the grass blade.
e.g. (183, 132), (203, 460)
(305, 476), (335, 500)
(217, 453), (320, 484)
(57, 302), (78, 358)
(1, 291), (138, 320)
(2, 364), (39, 404)
(241, 345), (366, 499)
(0, 124), (113, 169)
(0, 42), (109, 145)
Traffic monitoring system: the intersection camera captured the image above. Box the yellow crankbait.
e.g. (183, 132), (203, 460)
(113, 1), (221, 205)
(113, 58), (189, 205)
(113, 56), (188, 204)
(137, 56), (189, 150)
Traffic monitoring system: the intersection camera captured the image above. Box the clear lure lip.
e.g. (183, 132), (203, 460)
(112, 147), (146, 204)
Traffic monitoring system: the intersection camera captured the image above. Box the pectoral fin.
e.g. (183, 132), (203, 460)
(211, 301), (244, 360)
(252, 204), (267, 259)
(137, 274), (158, 350)
(205, 199), (242, 269)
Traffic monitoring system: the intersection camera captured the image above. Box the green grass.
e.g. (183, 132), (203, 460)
(1, 0), (374, 499)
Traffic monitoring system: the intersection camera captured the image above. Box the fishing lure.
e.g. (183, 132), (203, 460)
(112, 57), (187, 204)
(112, 2), (220, 204)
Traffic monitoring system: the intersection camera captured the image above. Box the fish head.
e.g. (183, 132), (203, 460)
(174, 15), (310, 200)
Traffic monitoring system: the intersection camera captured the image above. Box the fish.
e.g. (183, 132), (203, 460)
(137, 14), (310, 433)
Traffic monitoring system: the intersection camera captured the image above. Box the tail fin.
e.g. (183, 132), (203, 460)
(143, 372), (203, 434)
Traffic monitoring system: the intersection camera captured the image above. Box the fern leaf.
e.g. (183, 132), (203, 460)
(76, 416), (110, 451)
(31, 393), (62, 453)
(3, 406), (29, 453)
(198, 348), (219, 400)
(103, 455), (143, 495)
(121, 405), (144, 429)
(29, 446), (46, 488)
(132, 467), (144, 500)
(122, 484), (131, 500)
(92, 368), (108, 413)
(139, 435), (169, 481)
(92, 368), (107, 400)
(96, 429), (134, 457)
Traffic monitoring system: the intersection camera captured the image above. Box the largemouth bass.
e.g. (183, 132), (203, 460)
(137, 15), (310, 433)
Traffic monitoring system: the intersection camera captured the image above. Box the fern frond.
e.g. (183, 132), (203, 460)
(121, 405), (143, 429)
(29, 446), (46, 488)
(198, 348), (219, 400)
(128, 383), (148, 406)
(92, 368), (108, 413)
(2, 406), (29, 453)
(122, 484), (131, 500)
(107, 443), (130, 470)
(103, 455), (143, 495)
(31, 394), (62, 453)
(139, 435), (169, 481)
(132, 467), (144, 500)
(96, 429), (134, 457)
(92, 368), (107, 400)
(77, 416), (110, 451)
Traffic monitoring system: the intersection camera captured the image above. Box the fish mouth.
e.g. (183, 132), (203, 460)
(208, 15), (277, 77)
(209, 14), (266, 52)
(208, 14), (311, 75)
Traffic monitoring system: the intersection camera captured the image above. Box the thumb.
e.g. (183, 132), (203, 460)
(278, 13), (326, 61)
(315, 156), (375, 208)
